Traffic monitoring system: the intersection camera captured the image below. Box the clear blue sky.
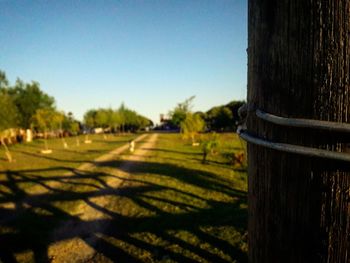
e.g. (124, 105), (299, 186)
(0, 0), (247, 124)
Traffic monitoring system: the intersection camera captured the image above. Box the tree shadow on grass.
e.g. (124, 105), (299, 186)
(10, 150), (93, 164)
(91, 139), (132, 145)
(101, 160), (247, 198)
(142, 147), (202, 156)
(0, 159), (247, 262)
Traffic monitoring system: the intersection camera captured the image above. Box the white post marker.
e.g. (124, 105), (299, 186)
(129, 140), (135, 153)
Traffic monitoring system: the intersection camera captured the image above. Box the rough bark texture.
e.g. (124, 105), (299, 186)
(247, 1), (350, 262)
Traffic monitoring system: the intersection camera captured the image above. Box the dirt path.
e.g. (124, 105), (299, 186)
(64, 133), (149, 175)
(48, 133), (159, 262)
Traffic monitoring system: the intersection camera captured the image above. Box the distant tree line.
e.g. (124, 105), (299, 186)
(0, 69), (152, 142)
(0, 70), (81, 138)
(166, 97), (245, 166)
(204, 100), (245, 131)
(166, 96), (245, 132)
(83, 104), (153, 133)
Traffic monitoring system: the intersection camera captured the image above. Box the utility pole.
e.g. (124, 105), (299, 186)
(246, 1), (350, 262)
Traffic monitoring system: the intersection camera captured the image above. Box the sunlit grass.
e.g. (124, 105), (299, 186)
(94, 133), (248, 262)
(0, 133), (136, 171)
(0, 132), (247, 262)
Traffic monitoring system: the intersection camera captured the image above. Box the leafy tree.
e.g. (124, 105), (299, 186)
(111, 110), (122, 133)
(84, 109), (97, 129)
(51, 111), (64, 130)
(83, 109), (98, 142)
(201, 133), (219, 164)
(0, 91), (18, 131)
(104, 108), (116, 132)
(115, 104), (151, 132)
(63, 112), (80, 134)
(94, 109), (111, 138)
(205, 100), (245, 131)
(0, 70), (9, 90)
(9, 80), (55, 129)
(95, 109), (109, 128)
(194, 111), (206, 121)
(70, 121), (81, 146)
(64, 112), (81, 146)
(83, 104), (152, 134)
(169, 96), (195, 128)
(117, 103), (128, 132)
(207, 106), (233, 131)
(180, 112), (205, 145)
(69, 121), (80, 135)
(226, 100), (245, 119)
(137, 115), (153, 130)
(31, 108), (56, 151)
(124, 108), (138, 131)
(51, 111), (69, 148)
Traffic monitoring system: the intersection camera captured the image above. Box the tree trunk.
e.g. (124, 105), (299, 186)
(247, 1), (350, 262)
(44, 131), (49, 150)
(1, 138), (12, 162)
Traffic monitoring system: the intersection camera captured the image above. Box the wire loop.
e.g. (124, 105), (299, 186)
(256, 109), (350, 133)
(237, 106), (350, 161)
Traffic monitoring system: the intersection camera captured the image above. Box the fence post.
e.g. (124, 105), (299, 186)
(247, 1), (350, 262)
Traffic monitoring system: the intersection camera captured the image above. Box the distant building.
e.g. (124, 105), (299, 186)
(160, 114), (171, 123)
(156, 114), (178, 131)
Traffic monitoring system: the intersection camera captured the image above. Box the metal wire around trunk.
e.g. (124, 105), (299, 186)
(256, 109), (350, 133)
(237, 105), (350, 161)
(238, 128), (350, 162)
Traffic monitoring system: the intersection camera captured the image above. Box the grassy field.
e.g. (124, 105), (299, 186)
(0, 133), (247, 262)
(0, 134), (137, 171)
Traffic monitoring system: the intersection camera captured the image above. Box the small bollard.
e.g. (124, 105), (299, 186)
(129, 140), (135, 153)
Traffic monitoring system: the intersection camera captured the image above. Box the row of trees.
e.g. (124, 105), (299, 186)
(165, 96), (244, 132)
(0, 70), (80, 137)
(0, 69), (152, 160)
(0, 71), (56, 130)
(0, 69), (152, 136)
(166, 96), (245, 133)
(0, 70), (83, 158)
(168, 97), (236, 165)
(205, 100), (245, 131)
(83, 104), (153, 133)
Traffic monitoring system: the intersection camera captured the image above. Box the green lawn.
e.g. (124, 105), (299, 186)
(0, 134), (137, 193)
(0, 133), (137, 171)
(0, 133), (247, 262)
